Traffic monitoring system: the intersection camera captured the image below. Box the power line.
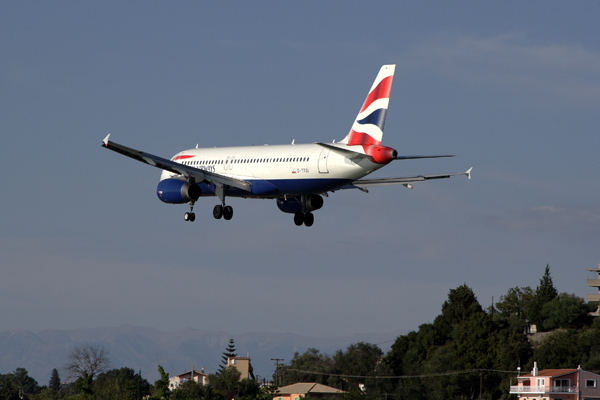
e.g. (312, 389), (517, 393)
(285, 368), (517, 379)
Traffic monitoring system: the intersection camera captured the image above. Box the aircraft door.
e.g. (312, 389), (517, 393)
(318, 149), (330, 174)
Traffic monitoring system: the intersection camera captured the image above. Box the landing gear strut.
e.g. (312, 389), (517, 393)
(184, 201), (196, 222)
(213, 185), (233, 221)
(291, 195), (316, 227)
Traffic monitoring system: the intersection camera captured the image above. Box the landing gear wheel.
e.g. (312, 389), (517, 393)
(184, 212), (196, 222)
(213, 205), (223, 219)
(304, 212), (314, 227)
(294, 212), (304, 226)
(223, 205), (233, 220)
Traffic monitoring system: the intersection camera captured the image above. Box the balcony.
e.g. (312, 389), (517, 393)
(510, 386), (578, 394)
(587, 279), (600, 287)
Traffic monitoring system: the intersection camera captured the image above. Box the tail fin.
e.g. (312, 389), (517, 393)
(339, 64), (395, 146)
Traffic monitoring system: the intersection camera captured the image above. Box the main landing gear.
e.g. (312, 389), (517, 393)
(213, 204), (233, 220)
(294, 211), (314, 227)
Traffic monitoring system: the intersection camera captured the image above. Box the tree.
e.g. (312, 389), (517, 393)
(542, 293), (593, 330)
(49, 368), (61, 392)
(433, 284), (485, 338)
(0, 368), (42, 400)
(529, 264), (559, 328)
(171, 379), (204, 400)
(0, 374), (20, 400)
(331, 342), (383, 392)
(94, 367), (150, 400)
(218, 338), (237, 373)
(537, 264), (558, 303)
(209, 366), (241, 400)
(284, 348), (334, 385)
(154, 365), (170, 399)
(64, 343), (111, 382)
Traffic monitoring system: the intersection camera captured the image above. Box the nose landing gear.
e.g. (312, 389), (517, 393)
(184, 201), (196, 222)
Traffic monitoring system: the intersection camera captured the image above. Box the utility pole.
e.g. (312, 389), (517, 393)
(271, 359), (284, 386)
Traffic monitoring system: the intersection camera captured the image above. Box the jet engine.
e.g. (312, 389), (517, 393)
(276, 194), (323, 214)
(156, 178), (201, 204)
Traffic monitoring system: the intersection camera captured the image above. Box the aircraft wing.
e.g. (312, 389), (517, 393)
(101, 134), (251, 192)
(342, 168), (472, 190)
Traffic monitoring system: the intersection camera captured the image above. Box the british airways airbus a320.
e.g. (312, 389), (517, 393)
(102, 65), (472, 227)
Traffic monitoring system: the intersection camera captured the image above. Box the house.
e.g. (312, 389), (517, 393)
(169, 369), (208, 390)
(510, 362), (600, 400)
(273, 383), (345, 400)
(227, 355), (255, 380)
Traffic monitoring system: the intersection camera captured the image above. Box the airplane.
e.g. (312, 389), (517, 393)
(102, 64), (472, 227)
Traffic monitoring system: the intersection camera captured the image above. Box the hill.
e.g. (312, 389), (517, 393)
(0, 325), (401, 384)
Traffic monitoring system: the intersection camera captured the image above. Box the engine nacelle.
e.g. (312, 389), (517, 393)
(157, 178), (201, 204)
(276, 195), (324, 214)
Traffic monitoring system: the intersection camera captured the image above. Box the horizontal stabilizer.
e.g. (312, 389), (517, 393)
(395, 154), (454, 160)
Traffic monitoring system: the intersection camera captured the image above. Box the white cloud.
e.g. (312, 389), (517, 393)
(398, 32), (600, 108)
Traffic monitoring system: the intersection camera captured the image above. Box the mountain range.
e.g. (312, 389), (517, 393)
(0, 325), (402, 385)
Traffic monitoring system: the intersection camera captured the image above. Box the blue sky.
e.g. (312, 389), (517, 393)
(1, 2), (599, 338)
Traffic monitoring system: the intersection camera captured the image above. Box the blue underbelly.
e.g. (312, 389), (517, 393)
(198, 178), (351, 198)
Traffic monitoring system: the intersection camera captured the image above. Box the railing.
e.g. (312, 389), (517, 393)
(510, 386), (578, 394)
(510, 386), (545, 393)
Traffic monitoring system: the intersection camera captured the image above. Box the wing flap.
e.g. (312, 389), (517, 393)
(101, 134), (251, 192)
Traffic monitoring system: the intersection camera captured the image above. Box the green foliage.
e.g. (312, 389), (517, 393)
(330, 342), (383, 392)
(532, 326), (600, 370)
(495, 286), (535, 329)
(208, 365), (242, 399)
(542, 293), (592, 330)
(383, 284), (533, 400)
(74, 371), (94, 397)
(154, 365), (170, 399)
(170, 379), (205, 400)
(284, 348), (334, 385)
(0, 368), (42, 400)
(529, 265), (559, 328)
(93, 367), (150, 400)
(49, 369), (61, 392)
(0, 374), (21, 400)
(219, 339), (237, 373)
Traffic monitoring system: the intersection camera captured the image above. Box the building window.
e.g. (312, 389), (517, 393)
(586, 379), (597, 388)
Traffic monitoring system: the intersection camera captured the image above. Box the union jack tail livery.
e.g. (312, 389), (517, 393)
(340, 64), (395, 146)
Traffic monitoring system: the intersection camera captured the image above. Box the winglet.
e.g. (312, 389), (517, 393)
(465, 167), (473, 180)
(102, 134), (111, 147)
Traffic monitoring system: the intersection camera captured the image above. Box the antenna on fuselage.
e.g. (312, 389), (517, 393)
(291, 139), (295, 145)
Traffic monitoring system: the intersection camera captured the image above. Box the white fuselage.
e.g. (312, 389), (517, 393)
(160, 143), (387, 197)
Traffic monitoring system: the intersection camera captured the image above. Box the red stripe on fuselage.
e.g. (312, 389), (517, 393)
(172, 155), (195, 160)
